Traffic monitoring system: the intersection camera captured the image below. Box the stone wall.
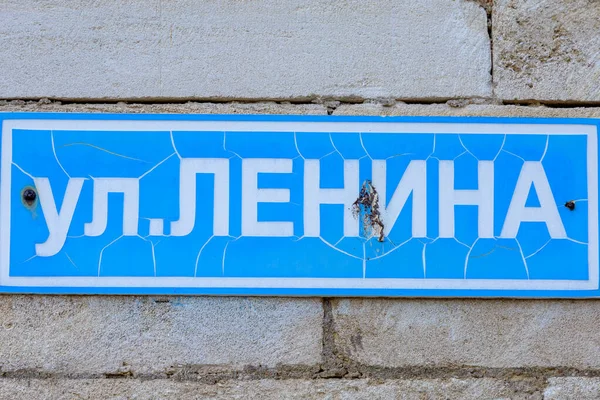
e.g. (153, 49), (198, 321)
(1, 0), (600, 398)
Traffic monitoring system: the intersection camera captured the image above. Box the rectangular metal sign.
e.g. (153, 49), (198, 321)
(1, 113), (598, 297)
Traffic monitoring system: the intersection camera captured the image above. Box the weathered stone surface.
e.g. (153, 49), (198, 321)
(545, 378), (600, 400)
(332, 299), (600, 368)
(493, 0), (600, 102)
(333, 102), (600, 118)
(3, 100), (600, 119)
(0, 296), (322, 374)
(0, 102), (598, 397)
(0, 378), (537, 399)
(0, 100), (329, 115)
(0, 0), (491, 101)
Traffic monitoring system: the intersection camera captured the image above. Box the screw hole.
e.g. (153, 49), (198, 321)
(565, 200), (575, 211)
(22, 188), (37, 206)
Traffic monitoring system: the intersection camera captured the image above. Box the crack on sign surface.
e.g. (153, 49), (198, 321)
(60, 142), (151, 163)
(12, 129), (590, 282)
(352, 180), (384, 242)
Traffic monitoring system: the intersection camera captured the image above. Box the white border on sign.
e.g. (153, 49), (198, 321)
(0, 119), (598, 290)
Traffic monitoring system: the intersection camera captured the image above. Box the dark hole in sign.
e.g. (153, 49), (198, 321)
(565, 200), (575, 211)
(22, 187), (37, 206)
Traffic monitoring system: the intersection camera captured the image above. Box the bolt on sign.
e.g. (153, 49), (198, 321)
(0, 113), (598, 297)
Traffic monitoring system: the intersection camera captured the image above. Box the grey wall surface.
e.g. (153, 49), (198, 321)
(1, 0), (600, 398)
(1, 0), (491, 101)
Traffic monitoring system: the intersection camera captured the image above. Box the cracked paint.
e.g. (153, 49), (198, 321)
(5, 125), (592, 284)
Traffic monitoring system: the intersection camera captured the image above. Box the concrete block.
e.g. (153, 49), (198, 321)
(545, 378), (600, 400)
(493, 0), (600, 102)
(332, 299), (600, 368)
(0, 0), (491, 101)
(0, 378), (535, 400)
(0, 296), (322, 375)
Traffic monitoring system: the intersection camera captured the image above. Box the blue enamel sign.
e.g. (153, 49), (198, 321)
(0, 113), (598, 297)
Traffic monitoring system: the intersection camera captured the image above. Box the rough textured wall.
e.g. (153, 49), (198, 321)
(493, 0), (600, 102)
(0, 0), (491, 100)
(1, 0), (600, 398)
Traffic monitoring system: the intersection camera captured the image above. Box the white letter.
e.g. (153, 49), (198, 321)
(501, 162), (566, 238)
(304, 159), (359, 237)
(439, 160), (494, 238)
(372, 160), (427, 237)
(84, 178), (139, 237)
(35, 178), (85, 256)
(171, 158), (229, 236)
(242, 158), (293, 237)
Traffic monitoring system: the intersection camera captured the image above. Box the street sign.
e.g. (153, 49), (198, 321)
(1, 113), (598, 297)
